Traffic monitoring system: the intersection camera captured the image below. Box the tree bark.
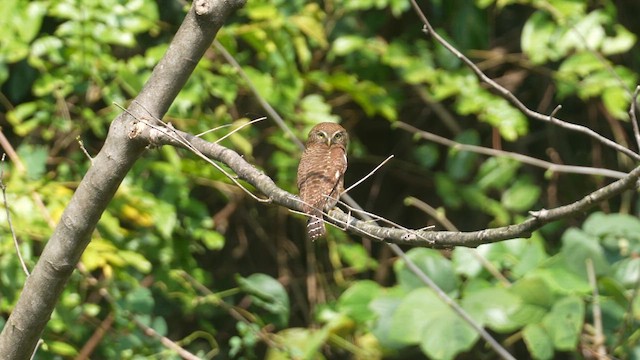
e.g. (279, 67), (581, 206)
(0, 1), (246, 358)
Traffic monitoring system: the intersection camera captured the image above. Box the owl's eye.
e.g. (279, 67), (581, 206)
(334, 133), (342, 140)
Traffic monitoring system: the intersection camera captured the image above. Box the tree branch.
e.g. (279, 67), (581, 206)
(136, 121), (640, 248)
(408, 0), (640, 162)
(395, 121), (628, 179)
(0, 1), (246, 358)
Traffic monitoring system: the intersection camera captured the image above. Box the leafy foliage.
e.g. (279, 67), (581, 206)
(1, 0), (639, 358)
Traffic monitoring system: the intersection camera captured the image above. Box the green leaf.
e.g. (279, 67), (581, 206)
(453, 237), (547, 279)
(451, 247), (484, 278)
(266, 328), (327, 360)
(47, 341), (78, 356)
(612, 258), (640, 288)
(118, 251), (152, 274)
(511, 235), (549, 278)
(412, 143), (439, 169)
(435, 173), (463, 208)
(534, 266), (591, 295)
(299, 94), (340, 124)
(511, 276), (555, 309)
(370, 289), (407, 350)
(521, 12), (557, 64)
(462, 287), (522, 332)
(523, 323), (554, 360)
(290, 14), (327, 48)
(542, 296), (584, 350)
(337, 280), (381, 324)
(338, 242), (378, 271)
(460, 186), (510, 225)
(237, 273), (290, 328)
(124, 287), (154, 315)
(196, 229), (225, 251)
(602, 86), (629, 120)
(583, 212), (640, 244)
(557, 11), (606, 53)
(390, 288), (478, 360)
(599, 276), (630, 308)
(446, 130), (480, 181)
(394, 248), (460, 294)
(601, 24), (636, 55)
(243, 66), (275, 103)
(476, 157), (520, 191)
(560, 228), (610, 278)
(502, 178), (541, 212)
(16, 144), (48, 181)
(557, 52), (604, 80)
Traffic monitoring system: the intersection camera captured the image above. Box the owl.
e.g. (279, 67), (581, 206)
(296, 122), (349, 241)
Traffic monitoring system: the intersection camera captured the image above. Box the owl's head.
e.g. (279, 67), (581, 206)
(306, 122), (349, 148)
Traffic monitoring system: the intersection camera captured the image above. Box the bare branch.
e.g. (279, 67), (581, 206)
(586, 258), (607, 359)
(395, 121), (628, 179)
(196, 116), (265, 139)
(342, 155), (394, 195)
(119, 100), (268, 203)
(141, 118), (270, 203)
(405, 196), (511, 287)
(0, 154), (30, 277)
(335, 184), (515, 360)
(408, 0), (640, 162)
(391, 238), (516, 360)
(0, 1), (248, 357)
(213, 40), (304, 149)
(76, 136), (94, 164)
(214, 117), (266, 143)
(137, 122), (640, 247)
(630, 86), (640, 152)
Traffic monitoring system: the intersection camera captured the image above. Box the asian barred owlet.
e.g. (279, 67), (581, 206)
(296, 122), (349, 241)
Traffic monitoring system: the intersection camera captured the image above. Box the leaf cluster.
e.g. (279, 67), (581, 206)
(0, 0), (639, 358)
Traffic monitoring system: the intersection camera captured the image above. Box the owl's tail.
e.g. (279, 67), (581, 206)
(306, 211), (326, 241)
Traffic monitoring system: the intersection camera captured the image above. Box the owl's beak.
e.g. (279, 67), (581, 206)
(326, 138), (332, 147)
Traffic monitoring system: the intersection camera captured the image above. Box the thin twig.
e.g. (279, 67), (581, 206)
(151, 120), (269, 203)
(333, 196), (515, 359)
(333, 199), (434, 242)
(586, 258), (607, 359)
(0, 130), (25, 173)
(76, 136), (94, 164)
(393, 238), (516, 360)
(405, 196), (511, 287)
(288, 200), (385, 241)
(612, 260), (640, 351)
(131, 316), (201, 360)
(566, 19), (636, 108)
(177, 271), (285, 352)
(75, 313), (115, 359)
(342, 155), (394, 195)
(0, 130), (56, 228)
(116, 102), (269, 203)
(29, 340), (43, 360)
(214, 117), (266, 144)
(213, 40), (304, 149)
(629, 86), (640, 153)
(395, 122), (627, 179)
(408, 0), (640, 162)
(196, 123), (233, 137)
(0, 154), (30, 277)
(196, 117), (265, 138)
(548, 104), (562, 121)
(78, 265), (203, 360)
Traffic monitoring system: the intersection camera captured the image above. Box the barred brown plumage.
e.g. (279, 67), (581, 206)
(296, 122), (348, 241)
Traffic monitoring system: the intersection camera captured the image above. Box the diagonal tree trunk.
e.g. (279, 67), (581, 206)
(0, 1), (246, 358)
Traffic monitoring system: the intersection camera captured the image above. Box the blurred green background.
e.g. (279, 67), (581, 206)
(0, 0), (639, 358)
